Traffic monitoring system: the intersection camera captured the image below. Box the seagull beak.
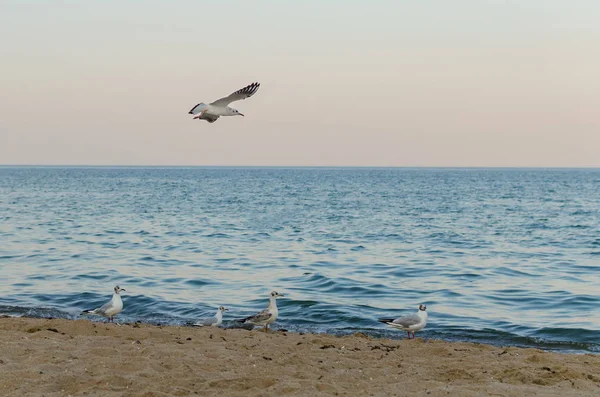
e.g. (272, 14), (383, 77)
(239, 113), (245, 117)
(120, 288), (126, 292)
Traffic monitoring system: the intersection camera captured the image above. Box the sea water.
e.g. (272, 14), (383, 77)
(1, 167), (598, 353)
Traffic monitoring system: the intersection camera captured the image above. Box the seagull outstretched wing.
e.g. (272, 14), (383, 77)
(210, 82), (260, 106)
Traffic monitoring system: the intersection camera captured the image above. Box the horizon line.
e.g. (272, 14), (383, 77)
(1, 164), (600, 170)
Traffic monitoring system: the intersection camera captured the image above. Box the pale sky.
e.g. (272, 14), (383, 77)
(1, 0), (599, 167)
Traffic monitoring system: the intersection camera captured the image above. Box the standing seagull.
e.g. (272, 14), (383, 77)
(81, 285), (126, 323)
(378, 304), (428, 339)
(236, 291), (284, 333)
(188, 82), (260, 123)
(193, 306), (229, 327)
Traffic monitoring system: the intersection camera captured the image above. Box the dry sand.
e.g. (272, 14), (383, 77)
(0, 318), (599, 397)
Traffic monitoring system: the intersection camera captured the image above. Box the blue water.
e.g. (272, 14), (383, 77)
(1, 167), (599, 353)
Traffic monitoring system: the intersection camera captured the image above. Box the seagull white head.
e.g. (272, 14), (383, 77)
(419, 304), (427, 311)
(270, 291), (284, 299)
(114, 285), (126, 294)
(228, 107), (244, 117)
(218, 306), (229, 312)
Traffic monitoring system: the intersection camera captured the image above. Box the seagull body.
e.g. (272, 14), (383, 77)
(236, 291), (284, 333)
(81, 285), (125, 323)
(188, 82), (260, 123)
(379, 304), (428, 339)
(193, 306), (228, 327)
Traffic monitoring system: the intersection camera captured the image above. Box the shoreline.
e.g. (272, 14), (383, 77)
(1, 317), (599, 396)
(2, 311), (595, 355)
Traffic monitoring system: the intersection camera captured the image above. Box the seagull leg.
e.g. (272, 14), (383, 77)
(406, 331), (410, 339)
(264, 325), (268, 333)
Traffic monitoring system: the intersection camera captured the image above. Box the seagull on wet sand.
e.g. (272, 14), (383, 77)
(188, 82), (260, 123)
(378, 304), (428, 339)
(81, 285), (125, 323)
(193, 306), (229, 327)
(235, 291), (284, 333)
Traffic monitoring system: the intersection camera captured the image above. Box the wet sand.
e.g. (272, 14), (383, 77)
(0, 317), (599, 396)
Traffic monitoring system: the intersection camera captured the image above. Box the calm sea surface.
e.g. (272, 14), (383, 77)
(1, 167), (599, 352)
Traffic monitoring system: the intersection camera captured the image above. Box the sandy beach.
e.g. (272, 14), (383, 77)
(0, 318), (598, 396)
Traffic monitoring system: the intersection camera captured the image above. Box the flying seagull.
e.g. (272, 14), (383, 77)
(81, 285), (126, 323)
(235, 291), (284, 333)
(188, 82), (260, 123)
(193, 306), (229, 327)
(378, 304), (428, 339)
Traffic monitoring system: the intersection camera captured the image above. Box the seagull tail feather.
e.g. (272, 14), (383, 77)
(378, 318), (394, 324)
